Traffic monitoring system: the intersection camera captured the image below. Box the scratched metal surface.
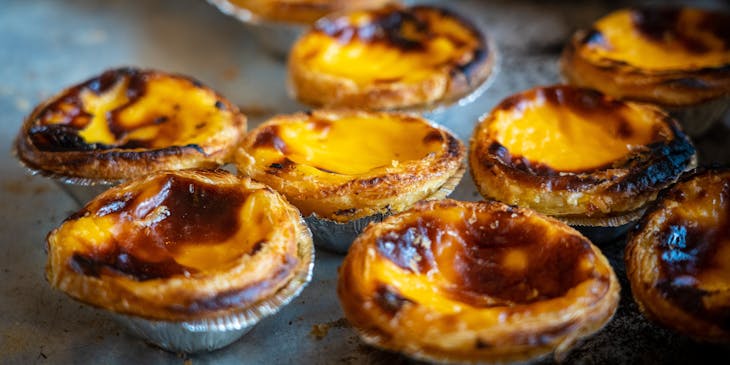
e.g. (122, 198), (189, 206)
(2, 0), (730, 364)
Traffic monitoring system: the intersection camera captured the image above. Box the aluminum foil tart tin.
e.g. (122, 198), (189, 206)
(573, 223), (633, 245)
(665, 96), (730, 137)
(205, 0), (304, 59)
(106, 226), (314, 354)
(306, 164), (465, 254)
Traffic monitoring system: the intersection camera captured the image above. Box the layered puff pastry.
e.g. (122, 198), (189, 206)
(338, 199), (620, 364)
(221, 0), (395, 24)
(626, 169), (730, 342)
(236, 109), (465, 223)
(46, 169), (312, 322)
(288, 5), (494, 110)
(561, 7), (730, 135)
(469, 85), (697, 226)
(14, 68), (246, 184)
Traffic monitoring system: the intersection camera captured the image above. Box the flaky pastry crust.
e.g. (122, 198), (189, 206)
(14, 67), (246, 184)
(338, 199), (620, 364)
(236, 109), (465, 222)
(561, 7), (730, 107)
(288, 5), (495, 110)
(626, 168), (730, 342)
(46, 169), (312, 322)
(469, 85), (696, 226)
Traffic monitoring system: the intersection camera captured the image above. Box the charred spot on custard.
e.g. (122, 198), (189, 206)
(266, 158), (295, 174)
(374, 284), (414, 315)
(252, 125), (289, 154)
(630, 8), (722, 54)
(445, 211), (600, 306)
(69, 250), (196, 281)
(375, 218), (438, 274)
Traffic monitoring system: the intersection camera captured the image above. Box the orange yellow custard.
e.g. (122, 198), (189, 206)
(339, 199), (619, 364)
(224, 0), (395, 24)
(581, 8), (730, 71)
(469, 85), (696, 224)
(236, 109), (464, 222)
(14, 68), (245, 183)
(561, 7), (730, 116)
(46, 170), (311, 321)
(626, 169), (730, 342)
(288, 5), (494, 110)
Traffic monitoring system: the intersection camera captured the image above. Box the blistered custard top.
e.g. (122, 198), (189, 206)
(54, 172), (284, 281)
(28, 68), (239, 153)
(245, 112), (446, 176)
(580, 8), (730, 71)
(292, 6), (486, 86)
(646, 170), (730, 328)
(348, 200), (611, 319)
(485, 86), (664, 172)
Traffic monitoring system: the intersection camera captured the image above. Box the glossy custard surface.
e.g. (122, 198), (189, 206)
(30, 68), (235, 151)
(652, 172), (730, 328)
(487, 87), (660, 172)
(56, 174), (278, 281)
(293, 6), (485, 86)
(249, 113), (444, 175)
(365, 201), (608, 316)
(581, 8), (730, 71)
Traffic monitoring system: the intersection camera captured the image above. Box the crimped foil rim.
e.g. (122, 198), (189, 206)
(305, 163), (465, 253)
(554, 206), (647, 227)
(116, 221), (314, 333)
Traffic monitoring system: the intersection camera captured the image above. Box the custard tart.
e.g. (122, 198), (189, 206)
(338, 199), (620, 364)
(626, 168), (730, 342)
(14, 67), (246, 185)
(561, 7), (730, 136)
(236, 109), (465, 252)
(46, 169), (313, 352)
(288, 5), (495, 111)
(214, 0), (396, 24)
(469, 85), (697, 227)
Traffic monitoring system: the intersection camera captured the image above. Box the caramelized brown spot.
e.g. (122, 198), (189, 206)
(422, 130), (444, 144)
(655, 178), (730, 329)
(266, 158), (295, 174)
(375, 217), (437, 273)
(447, 211), (598, 305)
(252, 125), (289, 154)
(631, 8), (730, 53)
(374, 284), (413, 315)
(309, 118), (332, 132)
(69, 175), (251, 281)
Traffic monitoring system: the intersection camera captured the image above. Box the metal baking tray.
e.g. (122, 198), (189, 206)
(1, 0), (729, 363)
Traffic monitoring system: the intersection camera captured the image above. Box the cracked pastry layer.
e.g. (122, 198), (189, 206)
(46, 169), (311, 322)
(626, 168), (730, 342)
(469, 85), (696, 226)
(14, 67), (246, 184)
(288, 5), (494, 110)
(338, 199), (620, 363)
(235, 109), (465, 222)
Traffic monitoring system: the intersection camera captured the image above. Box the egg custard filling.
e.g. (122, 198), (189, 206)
(561, 7), (730, 107)
(469, 86), (696, 225)
(46, 170), (312, 321)
(626, 169), (730, 342)
(236, 109), (465, 222)
(14, 68), (246, 183)
(338, 199), (619, 364)
(288, 5), (494, 110)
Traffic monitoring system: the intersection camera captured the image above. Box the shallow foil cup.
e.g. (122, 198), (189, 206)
(205, 0), (304, 59)
(559, 208), (646, 245)
(106, 227), (314, 354)
(664, 96), (730, 137)
(306, 164), (465, 254)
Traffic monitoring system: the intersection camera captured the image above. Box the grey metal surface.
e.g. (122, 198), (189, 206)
(2, 0), (730, 364)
